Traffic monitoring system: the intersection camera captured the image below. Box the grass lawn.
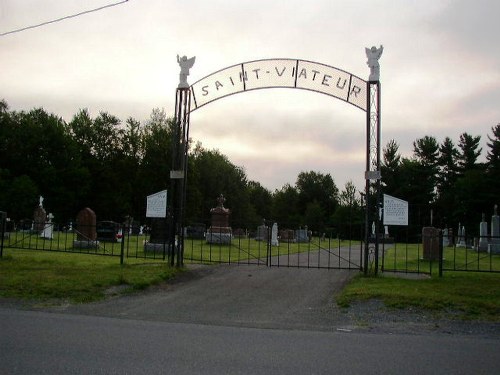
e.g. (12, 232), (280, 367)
(0, 249), (182, 304)
(337, 272), (500, 321)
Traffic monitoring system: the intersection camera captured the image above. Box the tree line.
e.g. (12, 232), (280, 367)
(0, 99), (498, 236)
(381, 127), (500, 233)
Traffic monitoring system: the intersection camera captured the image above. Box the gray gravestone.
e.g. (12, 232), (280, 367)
(488, 205), (500, 254)
(271, 223), (279, 246)
(41, 213), (54, 240)
(457, 224), (466, 248)
(478, 213), (489, 252)
(295, 228), (309, 243)
(255, 223), (268, 241)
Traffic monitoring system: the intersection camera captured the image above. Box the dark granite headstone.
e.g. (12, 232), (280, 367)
(33, 206), (46, 233)
(149, 218), (170, 243)
(279, 229), (296, 243)
(207, 194), (232, 244)
(422, 226), (440, 260)
(76, 208), (97, 241)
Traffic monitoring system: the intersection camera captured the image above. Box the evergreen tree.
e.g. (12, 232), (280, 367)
(457, 132), (482, 173)
(412, 136), (439, 204)
(381, 139), (402, 197)
(486, 123), (500, 205)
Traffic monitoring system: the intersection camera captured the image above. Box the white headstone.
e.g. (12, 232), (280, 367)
(271, 223), (279, 246)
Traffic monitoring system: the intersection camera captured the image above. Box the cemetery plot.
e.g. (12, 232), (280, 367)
(182, 235), (362, 270)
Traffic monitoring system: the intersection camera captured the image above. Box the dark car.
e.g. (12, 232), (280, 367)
(96, 221), (121, 242)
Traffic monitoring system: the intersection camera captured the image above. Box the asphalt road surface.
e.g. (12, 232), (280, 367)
(1, 307), (499, 375)
(1, 264), (499, 374)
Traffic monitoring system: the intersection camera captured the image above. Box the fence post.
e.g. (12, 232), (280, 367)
(438, 229), (443, 277)
(120, 224), (125, 265)
(0, 211), (6, 258)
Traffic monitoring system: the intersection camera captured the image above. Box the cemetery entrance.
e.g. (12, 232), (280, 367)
(171, 57), (382, 272)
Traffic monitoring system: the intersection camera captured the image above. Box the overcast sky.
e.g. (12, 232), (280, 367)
(1, 0), (499, 192)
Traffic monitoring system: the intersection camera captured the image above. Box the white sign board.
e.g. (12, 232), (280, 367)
(146, 190), (167, 218)
(190, 59), (367, 112)
(383, 194), (408, 226)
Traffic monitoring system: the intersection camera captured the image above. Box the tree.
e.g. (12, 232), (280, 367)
(188, 147), (251, 228)
(0, 106), (89, 221)
(272, 183), (300, 228)
(381, 139), (402, 197)
(486, 123), (500, 204)
(435, 137), (459, 224)
(412, 136), (439, 204)
(295, 171), (338, 218)
(332, 181), (363, 239)
(246, 180), (273, 223)
(457, 132), (482, 173)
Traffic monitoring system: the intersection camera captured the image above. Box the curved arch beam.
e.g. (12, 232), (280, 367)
(189, 58), (367, 112)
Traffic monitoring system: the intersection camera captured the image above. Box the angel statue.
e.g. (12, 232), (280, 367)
(177, 54), (196, 88)
(365, 45), (383, 81)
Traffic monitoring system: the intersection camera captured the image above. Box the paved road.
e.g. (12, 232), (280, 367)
(1, 308), (499, 375)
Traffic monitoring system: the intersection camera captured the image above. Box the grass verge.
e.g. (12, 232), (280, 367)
(337, 272), (500, 321)
(0, 250), (182, 304)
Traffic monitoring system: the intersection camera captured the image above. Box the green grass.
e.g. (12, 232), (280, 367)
(183, 236), (361, 263)
(4, 231), (362, 263)
(337, 272), (500, 321)
(380, 243), (500, 273)
(0, 249), (181, 304)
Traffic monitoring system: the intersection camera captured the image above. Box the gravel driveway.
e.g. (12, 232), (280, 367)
(35, 263), (499, 337)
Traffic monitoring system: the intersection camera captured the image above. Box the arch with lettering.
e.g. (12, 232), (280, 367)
(189, 58), (367, 112)
(172, 57), (381, 271)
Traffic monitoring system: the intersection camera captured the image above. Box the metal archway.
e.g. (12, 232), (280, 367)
(171, 51), (382, 273)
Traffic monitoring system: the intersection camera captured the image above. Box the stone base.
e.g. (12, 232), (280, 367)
(488, 243), (500, 255)
(477, 242), (489, 252)
(207, 232), (232, 245)
(144, 242), (172, 254)
(73, 240), (99, 249)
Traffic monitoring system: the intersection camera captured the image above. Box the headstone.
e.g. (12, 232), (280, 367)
(0, 211), (7, 240)
(295, 228), (309, 243)
(488, 205), (500, 254)
(442, 227), (451, 247)
(185, 223), (206, 239)
(233, 228), (246, 238)
(271, 223), (279, 246)
(41, 213), (54, 240)
(422, 227), (440, 261)
(457, 224), (466, 248)
(96, 221), (120, 242)
(478, 213), (489, 252)
(255, 223), (268, 241)
(33, 205), (46, 234)
(73, 208), (98, 249)
(206, 194), (232, 245)
(279, 229), (295, 243)
(144, 218), (171, 253)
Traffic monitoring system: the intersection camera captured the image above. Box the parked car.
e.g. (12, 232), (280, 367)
(96, 221), (121, 242)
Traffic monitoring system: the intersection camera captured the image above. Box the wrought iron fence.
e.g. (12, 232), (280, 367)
(1, 216), (499, 274)
(0, 219), (174, 264)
